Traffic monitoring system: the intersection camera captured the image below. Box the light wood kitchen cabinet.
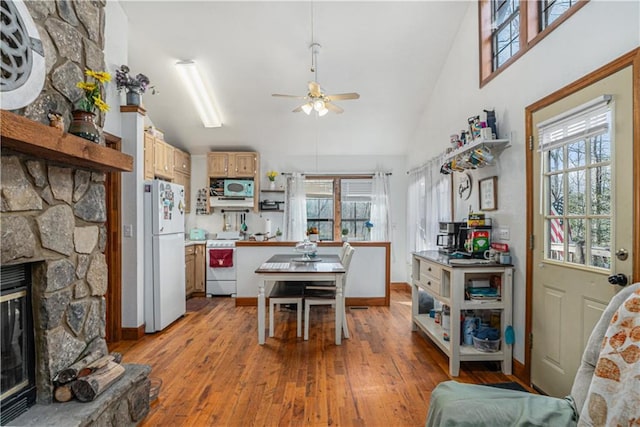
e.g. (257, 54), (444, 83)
(207, 152), (258, 178)
(173, 148), (191, 213)
(185, 245), (195, 298)
(143, 133), (154, 180)
(153, 139), (174, 180)
(174, 148), (191, 175)
(194, 244), (205, 293)
(207, 152), (229, 176)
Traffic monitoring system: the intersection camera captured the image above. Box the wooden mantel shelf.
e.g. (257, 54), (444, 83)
(1, 110), (133, 173)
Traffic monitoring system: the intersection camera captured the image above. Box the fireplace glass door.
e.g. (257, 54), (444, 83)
(1, 265), (35, 424)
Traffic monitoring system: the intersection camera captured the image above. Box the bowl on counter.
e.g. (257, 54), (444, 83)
(254, 233), (266, 241)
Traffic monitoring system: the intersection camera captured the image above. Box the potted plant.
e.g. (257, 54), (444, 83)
(266, 170), (278, 190)
(115, 65), (156, 106)
(275, 228), (283, 241)
(307, 226), (319, 242)
(69, 69), (111, 143)
(341, 227), (349, 242)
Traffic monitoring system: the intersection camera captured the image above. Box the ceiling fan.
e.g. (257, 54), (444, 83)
(272, 42), (360, 116)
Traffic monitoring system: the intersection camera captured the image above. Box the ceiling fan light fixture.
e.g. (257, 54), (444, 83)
(301, 103), (313, 115)
(313, 99), (325, 111)
(318, 107), (329, 117)
(175, 60), (222, 128)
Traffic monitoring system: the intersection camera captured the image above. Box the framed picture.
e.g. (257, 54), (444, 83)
(479, 176), (497, 211)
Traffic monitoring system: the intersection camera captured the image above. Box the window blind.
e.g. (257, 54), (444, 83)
(341, 179), (373, 202)
(537, 95), (612, 152)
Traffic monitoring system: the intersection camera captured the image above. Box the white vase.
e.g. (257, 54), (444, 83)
(269, 181), (276, 190)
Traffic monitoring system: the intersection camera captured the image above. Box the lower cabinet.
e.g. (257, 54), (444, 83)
(194, 244), (205, 293)
(185, 246), (195, 298)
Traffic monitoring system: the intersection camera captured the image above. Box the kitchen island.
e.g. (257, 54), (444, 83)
(235, 241), (390, 306)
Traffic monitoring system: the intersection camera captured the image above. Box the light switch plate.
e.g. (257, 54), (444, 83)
(123, 224), (133, 238)
(498, 228), (510, 240)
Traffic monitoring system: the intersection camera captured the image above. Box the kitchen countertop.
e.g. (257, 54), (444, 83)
(413, 250), (511, 267)
(184, 240), (207, 246)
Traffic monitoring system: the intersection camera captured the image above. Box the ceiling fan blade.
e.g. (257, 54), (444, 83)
(325, 102), (344, 114)
(272, 94), (307, 99)
(325, 92), (360, 101)
(308, 81), (322, 98)
(292, 105), (304, 112)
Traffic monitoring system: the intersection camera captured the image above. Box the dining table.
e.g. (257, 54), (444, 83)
(254, 254), (346, 345)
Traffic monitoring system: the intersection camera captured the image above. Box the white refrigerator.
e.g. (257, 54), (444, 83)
(144, 179), (186, 333)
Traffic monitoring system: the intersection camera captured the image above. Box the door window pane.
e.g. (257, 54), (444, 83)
(590, 134), (610, 163)
(548, 147), (564, 171)
(567, 218), (586, 265)
(590, 165), (611, 215)
(590, 218), (611, 269)
(567, 170), (585, 215)
(567, 140), (586, 168)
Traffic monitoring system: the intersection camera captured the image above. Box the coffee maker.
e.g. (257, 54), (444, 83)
(437, 222), (466, 253)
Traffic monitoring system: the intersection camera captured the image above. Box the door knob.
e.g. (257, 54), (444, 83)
(615, 248), (629, 261)
(607, 273), (628, 287)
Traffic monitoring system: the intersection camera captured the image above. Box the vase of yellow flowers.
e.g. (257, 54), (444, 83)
(266, 170), (278, 189)
(69, 69), (110, 143)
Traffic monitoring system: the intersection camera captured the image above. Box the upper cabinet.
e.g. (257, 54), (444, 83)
(153, 138), (174, 180)
(173, 148), (191, 213)
(207, 152), (258, 178)
(207, 151), (260, 212)
(143, 133), (155, 180)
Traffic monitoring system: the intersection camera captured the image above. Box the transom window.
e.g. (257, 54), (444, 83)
(540, 0), (576, 30)
(491, 0), (520, 70)
(479, 0), (587, 86)
(539, 96), (612, 270)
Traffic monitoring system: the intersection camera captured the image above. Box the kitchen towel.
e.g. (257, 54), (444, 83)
(209, 249), (233, 268)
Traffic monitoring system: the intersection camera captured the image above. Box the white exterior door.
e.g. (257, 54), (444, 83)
(529, 66), (634, 397)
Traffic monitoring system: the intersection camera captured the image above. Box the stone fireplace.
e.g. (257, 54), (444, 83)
(0, 144), (148, 425)
(1, 0), (150, 421)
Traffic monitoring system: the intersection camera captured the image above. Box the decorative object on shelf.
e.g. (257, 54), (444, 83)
(47, 111), (64, 130)
(479, 176), (497, 211)
(115, 64), (156, 106)
(266, 170), (278, 189)
(275, 228), (283, 241)
(457, 173), (472, 200)
(70, 69), (110, 142)
(307, 226), (319, 242)
(341, 227), (349, 242)
(68, 110), (100, 143)
(364, 221), (374, 240)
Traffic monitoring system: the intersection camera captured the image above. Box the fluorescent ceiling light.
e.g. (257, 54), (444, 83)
(175, 60), (222, 128)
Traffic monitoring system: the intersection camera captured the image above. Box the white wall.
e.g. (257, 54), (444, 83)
(186, 152), (408, 283)
(103, 1), (128, 137)
(406, 1), (640, 363)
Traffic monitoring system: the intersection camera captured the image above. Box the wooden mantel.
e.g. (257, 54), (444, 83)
(1, 110), (133, 173)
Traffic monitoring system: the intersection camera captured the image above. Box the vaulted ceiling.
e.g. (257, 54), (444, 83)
(119, 1), (470, 156)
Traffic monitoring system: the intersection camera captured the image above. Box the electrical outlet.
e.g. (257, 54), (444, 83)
(498, 228), (510, 241)
(123, 224), (133, 238)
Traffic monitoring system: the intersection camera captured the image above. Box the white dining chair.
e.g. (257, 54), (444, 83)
(268, 282), (304, 338)
(303, 244), (355, 341)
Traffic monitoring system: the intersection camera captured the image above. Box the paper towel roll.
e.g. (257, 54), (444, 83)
(265, 218), (271, 235)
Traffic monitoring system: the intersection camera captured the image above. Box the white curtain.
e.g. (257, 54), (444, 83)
(283, 173), (307, 241)
(407, 156), (451, 257)
(370, 172), (391, 241)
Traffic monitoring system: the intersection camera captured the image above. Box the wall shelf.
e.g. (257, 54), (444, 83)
(1, 110), (133, 173)
(442, 138), (510, 172)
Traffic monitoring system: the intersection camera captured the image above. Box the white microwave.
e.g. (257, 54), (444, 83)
(223, 179), (254, 197)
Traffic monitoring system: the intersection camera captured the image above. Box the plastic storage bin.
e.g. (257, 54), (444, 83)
(472, 336), (500, 352)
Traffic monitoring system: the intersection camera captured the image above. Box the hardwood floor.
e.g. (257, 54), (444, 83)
(111, 287), (522, 426)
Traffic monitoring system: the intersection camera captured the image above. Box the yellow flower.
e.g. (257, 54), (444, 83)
(86, 70), (111, 84)
(93, 96), (110, 112)
(77, 82), (96, 91)
(266, 171), (278, 181)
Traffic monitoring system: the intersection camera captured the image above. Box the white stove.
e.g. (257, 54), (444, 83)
(205, 231), (240, 297)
